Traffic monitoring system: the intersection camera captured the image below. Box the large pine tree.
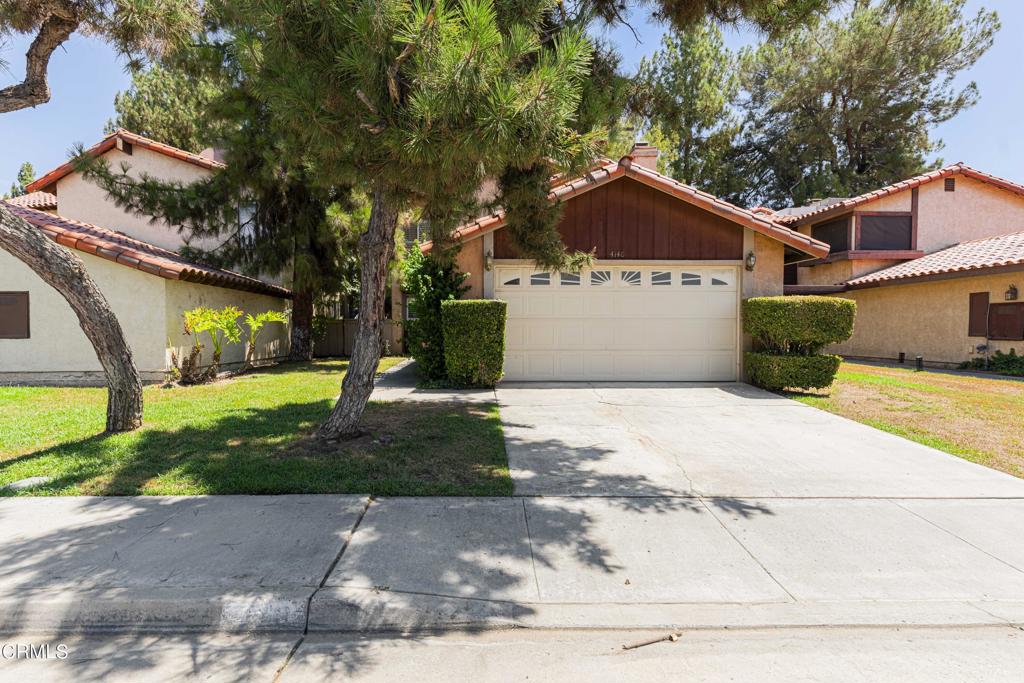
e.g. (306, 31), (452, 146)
(732, 0), (999, 207)
(82, 47), (359, 362)
(226, 0), (602, 438)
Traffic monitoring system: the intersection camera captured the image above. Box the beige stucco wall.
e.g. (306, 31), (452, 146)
(165, 280), (290, 370)
(55, 147), (223, 252)
(0, 248), (290, 385)
(456, 236), (485, 299)
(915, 176), (1024, 253)
(865, 192), (912, 212)
(0, 249), (168, 383)
(829, 272), (1023, 365)
(744, 231), (784, 297)
(798, 259), (853, 286)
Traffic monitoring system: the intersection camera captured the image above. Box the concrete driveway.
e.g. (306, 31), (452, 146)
(497, 382), (1024, 498)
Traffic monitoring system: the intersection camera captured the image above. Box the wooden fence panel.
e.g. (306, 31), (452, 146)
(314, 320), (404, 357)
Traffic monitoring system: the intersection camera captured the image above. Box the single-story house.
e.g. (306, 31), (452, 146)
(410, 144), (829, 381)
(1, 130), (291, 385)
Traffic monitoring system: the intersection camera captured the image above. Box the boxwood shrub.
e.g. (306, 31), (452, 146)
(743, 296), (856, 354)
(745, 352), (842, 391)
(441, 300), (507, 387)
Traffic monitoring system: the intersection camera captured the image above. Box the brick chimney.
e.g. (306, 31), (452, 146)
(628, 141), (659, 171)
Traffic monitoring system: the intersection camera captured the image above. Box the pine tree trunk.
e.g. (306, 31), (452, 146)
(0, 204), (143, 432)
(317, 186), (398, 440)
(288, 287), (315, 361)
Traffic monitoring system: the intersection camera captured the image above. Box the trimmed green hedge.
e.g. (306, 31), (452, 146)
(441, 300), (507, 387)
(743, 296), (856, 354)
(745, 352), (842, 391)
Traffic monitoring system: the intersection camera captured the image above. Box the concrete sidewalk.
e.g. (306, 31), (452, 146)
(0, 495), (368, 633)
(3, 494), (1023, 634)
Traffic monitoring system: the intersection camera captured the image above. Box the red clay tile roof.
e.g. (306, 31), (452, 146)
(5, 191), (57, 210)
(26, 130), (226, 194)
(846, 231), (1024, 287)
(3, 202), (291, 299)
(782, 163), (1024, 226)
(425, 157), (829, 258)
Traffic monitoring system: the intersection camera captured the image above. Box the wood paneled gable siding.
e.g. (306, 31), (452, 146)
(493, 177), (743, 261)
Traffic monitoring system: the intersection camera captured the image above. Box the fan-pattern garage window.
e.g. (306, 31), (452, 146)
(651, 271), (672, 286)
(529, 272), (551, 286)
(621, 270), (642, 287)
(590, 270), (612, 286)
(560, 272), (580, 286)
(680, 272), (701, 286)
(501, 272), (521, 286)
(710, 270), (735, 287)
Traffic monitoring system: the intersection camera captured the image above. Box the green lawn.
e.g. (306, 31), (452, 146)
(791, 362), (1024, 478)
(0, 359), (512, 496)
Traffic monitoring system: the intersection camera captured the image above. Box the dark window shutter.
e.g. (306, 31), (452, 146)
(988, 303), (1024, 341)
(858, 215), (913, 250)
(811, 217), (850, 252)
(945, 177), (956, 192)
(0, 292), (30, 339)
(968, 292), (989, 337)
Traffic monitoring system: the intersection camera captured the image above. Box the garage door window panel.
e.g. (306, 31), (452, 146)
(559, 272), (581, 286)
(681, 272), (701, 286)
(529, 272), (551, 286)
(500, 271), (521, 286)
(620, 270), (642, 287)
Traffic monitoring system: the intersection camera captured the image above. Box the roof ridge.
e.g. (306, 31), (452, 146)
(425, 157), (829, 258)
(3, 201), (290, 298)
(788, 163), (1024, 226)
(26, 130), (225, 194)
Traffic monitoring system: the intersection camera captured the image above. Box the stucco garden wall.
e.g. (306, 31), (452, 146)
(165, 280), (290, 371)
(55, 147), (221, 252)
(0, 249), (168, 384)
(829, 272), (1023, 366)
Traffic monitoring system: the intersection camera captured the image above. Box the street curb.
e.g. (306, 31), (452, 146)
(307, 589), (1024, 633)
(0, 588), (311, 635)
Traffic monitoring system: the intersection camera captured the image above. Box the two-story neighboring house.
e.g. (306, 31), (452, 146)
(0, 130), (291, 385)
(779, 163), (1024, 367)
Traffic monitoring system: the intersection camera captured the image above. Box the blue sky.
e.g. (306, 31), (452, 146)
(2, 1), (1021, 193)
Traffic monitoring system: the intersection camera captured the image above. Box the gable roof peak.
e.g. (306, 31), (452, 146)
(26, 129), (225, 194)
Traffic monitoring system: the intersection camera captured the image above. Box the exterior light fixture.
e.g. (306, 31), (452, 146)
(1006, 284), (1018, 301)
(745, 251), (756, 271)
(484, 249), (494, 272)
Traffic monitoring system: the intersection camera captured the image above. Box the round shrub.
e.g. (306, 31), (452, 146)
(743, 296), (856, 354)
(441, 300), (507, 387)
(745, 352), (842, 391)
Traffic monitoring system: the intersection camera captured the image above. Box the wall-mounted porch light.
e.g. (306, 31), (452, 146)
(484, 249), (494, 272)
(745, 250), (757, 271)
(1006, 284), (1018, 301)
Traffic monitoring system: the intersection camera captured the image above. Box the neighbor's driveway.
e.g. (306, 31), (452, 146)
(497, 382), (1024, 498)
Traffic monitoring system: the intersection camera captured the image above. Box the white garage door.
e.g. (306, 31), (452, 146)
(497, 265), (739, 381)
